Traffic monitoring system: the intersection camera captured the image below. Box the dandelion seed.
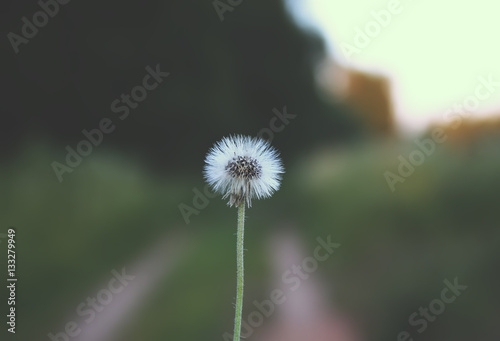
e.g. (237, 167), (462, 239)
(204, 135), (284, 208)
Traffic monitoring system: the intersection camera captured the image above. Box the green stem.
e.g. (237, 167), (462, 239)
(233, 202), (245, 341)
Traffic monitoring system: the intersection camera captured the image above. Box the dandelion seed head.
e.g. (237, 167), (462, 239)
(204, 135), (284, 208)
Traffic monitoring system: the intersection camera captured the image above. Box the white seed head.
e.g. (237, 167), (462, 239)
(204, 135), (284, 208)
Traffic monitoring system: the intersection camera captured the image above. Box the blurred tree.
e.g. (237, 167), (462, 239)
(1, 0), (364, 170)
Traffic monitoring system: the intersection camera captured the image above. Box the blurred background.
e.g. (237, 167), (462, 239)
(1, 0), (499, 340)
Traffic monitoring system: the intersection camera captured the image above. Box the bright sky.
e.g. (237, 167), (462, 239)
(288, 0), (500, 132)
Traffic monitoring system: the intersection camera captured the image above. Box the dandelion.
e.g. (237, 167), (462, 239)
(203, 135), (284, 341)
(204, 135), (284, 208)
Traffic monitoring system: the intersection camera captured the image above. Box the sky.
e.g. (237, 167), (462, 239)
(287, 0), (500, 132)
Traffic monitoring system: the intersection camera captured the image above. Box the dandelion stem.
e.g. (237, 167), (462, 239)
(233, 202), (245, 341)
